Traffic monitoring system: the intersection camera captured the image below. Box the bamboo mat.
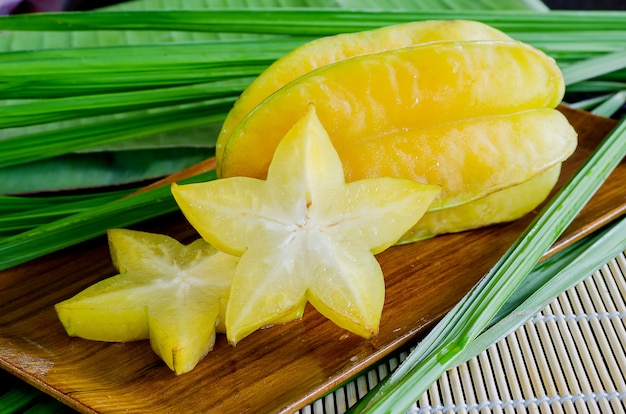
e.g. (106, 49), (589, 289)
(299, 250), (626, 414)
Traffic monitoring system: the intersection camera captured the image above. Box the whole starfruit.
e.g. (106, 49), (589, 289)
(216, 19), (514, 163)
(216, 21), (577, 241)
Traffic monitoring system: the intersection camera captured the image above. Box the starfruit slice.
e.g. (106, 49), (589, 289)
(172, 106), (441, 344)
(55, 229), (238, 375)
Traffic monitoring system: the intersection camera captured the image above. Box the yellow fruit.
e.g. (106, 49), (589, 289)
(219, 40), (564, 181)
(216, 33), (577, 241)
(55, 229), (238, 375)
(172, 106), (441, 344)
(216, 19), (513, 162)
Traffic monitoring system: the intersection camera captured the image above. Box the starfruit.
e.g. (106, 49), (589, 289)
(216, 19), (513, 163)
(55, 229), (238, 375)
(217, 24), (577, 241)
(173, 106), (441, 344)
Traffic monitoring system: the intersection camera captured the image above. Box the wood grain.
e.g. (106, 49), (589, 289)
(0, 107), (623, 414)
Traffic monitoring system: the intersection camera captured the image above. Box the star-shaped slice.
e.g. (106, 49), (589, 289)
(171, 105), (441, 345)
(55, 229), (238, 375)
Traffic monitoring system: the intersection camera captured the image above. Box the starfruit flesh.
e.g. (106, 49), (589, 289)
(173, 106), (441, 344)
(55, 229), (238, 374)
(216, 19), (513, 162)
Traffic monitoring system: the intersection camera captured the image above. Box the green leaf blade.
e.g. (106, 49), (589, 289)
(0, 170), (217, 271)
(1, 10), (625, 36)
(0, 78), (253, 129)
(451, 216), (626, 366)
(0, 98), (233, 168)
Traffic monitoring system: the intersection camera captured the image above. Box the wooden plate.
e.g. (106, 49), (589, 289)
(0, 107), (624, 413)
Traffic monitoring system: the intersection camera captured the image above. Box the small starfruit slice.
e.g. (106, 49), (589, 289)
(172, 106), (441, 345)
(55, 229), (238, 375)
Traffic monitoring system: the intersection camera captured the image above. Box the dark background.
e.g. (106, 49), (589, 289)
(543, 0), (626, 9)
